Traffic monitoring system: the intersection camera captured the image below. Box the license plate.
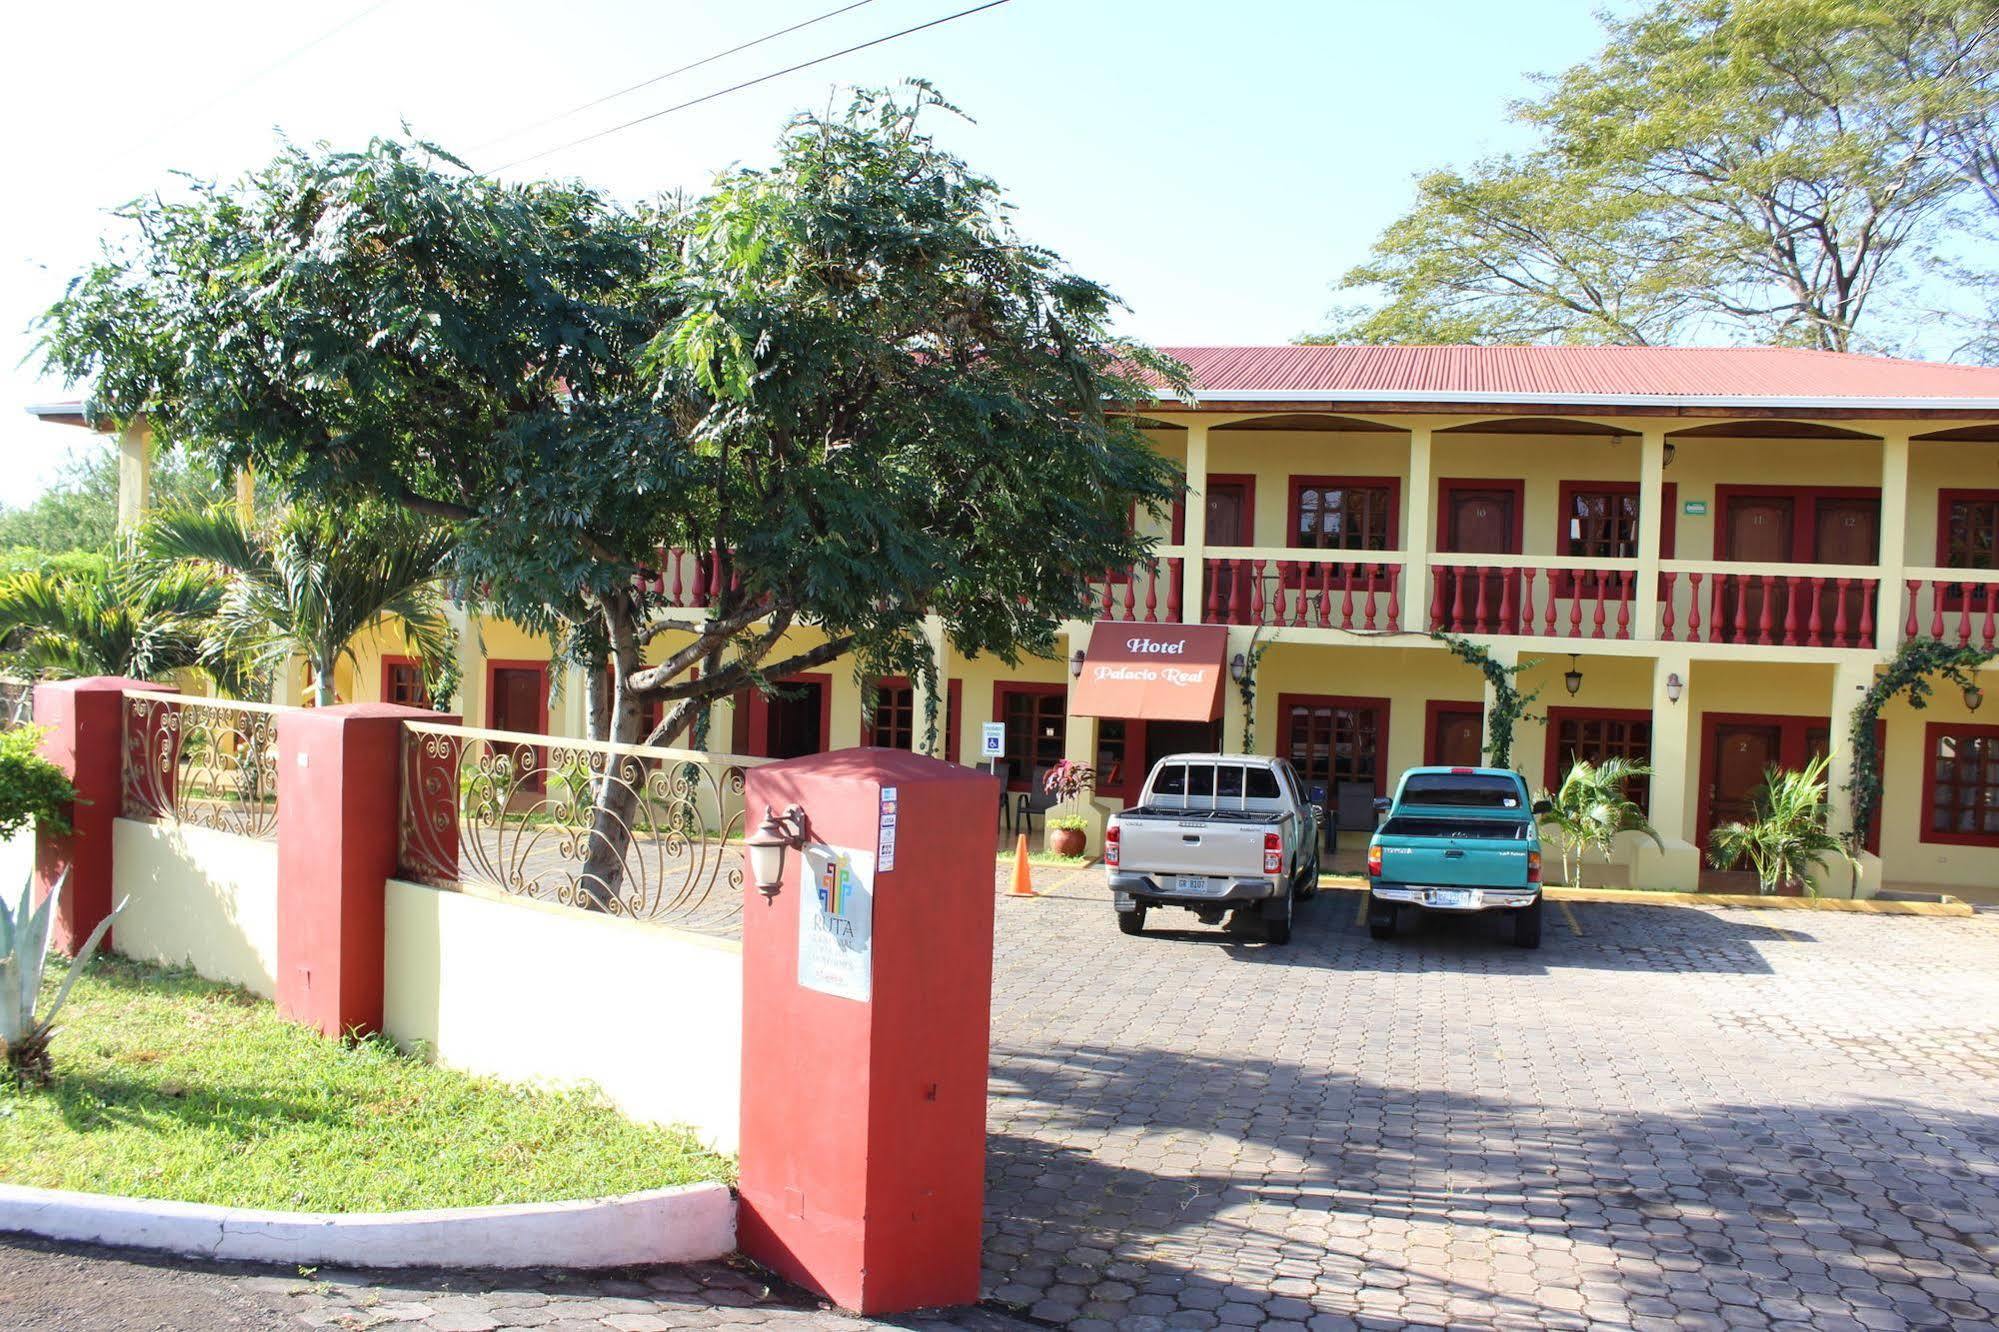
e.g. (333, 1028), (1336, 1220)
(1427, 888), (1480, 909)
(1174, 875), (1210, 894)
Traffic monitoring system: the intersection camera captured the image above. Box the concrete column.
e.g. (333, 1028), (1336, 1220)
(115, 420), (151, 532)
(738, 750), (998, 1314)
(1221, 625), (1255, 753)
(1477, 643), (1518, 767)
(1179, 422), (1210, 620)
(556, 662), (589, 740)
(1634, 427), (1667, 640)
(1404, 426), (1434, 631)
(1058, 630), (1103, 853)
(233, 467), (256, 524)
(1822, 658), (1880, 898)
(1876, 430), (1911, 651)
(276, 703), (449, 1037)
(1631, 651), (1702, 891)
(449, 606), (483, 724)
(920, 616), (949, 759)
(31, 677), (177, 953)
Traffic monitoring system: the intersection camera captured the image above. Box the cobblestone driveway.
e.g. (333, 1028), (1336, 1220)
(7, 870), (1999, 1331)
(983, 873), (1999, 1330)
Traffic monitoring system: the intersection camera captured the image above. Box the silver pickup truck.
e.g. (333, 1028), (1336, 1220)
(1104, 754), (1322, 944)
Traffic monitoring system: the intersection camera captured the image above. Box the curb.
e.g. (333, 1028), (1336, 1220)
(0, 1181), (735, 1270)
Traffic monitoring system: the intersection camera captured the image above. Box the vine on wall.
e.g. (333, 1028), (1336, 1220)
(1431, 632), (1541, 769)
(1846, 637), (1993, 843)
(1235, 628), (1273, 753)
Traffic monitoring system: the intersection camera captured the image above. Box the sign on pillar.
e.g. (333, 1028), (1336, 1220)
(738, 749), (999, 1315)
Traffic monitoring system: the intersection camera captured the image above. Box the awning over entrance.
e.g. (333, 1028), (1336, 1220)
(1071, 625), (1228, 722)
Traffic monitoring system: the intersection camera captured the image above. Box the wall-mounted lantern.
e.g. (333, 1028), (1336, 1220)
(1229, 652), (1248, 684)
(1069, 649), (1086, 678)
(1966, 684), (1985, 714)
(744, 804), (810, 899)
(1665, 672), (1684, 704)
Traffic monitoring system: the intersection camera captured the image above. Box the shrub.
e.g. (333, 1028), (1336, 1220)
(0, 726), (73, 840)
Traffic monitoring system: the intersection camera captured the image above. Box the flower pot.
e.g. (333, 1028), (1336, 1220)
(1048, 825), (1087, 858)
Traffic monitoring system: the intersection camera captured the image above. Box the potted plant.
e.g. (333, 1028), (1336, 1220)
(1042, 759), (1097, 858)
(1536, 758), (1663, 887)
(1705, 754), (1856, 896)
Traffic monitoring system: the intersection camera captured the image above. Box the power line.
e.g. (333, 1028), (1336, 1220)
(490, 0), (1015, 174)
(136, 1), (398, 153)
(474, 0), (883, 154)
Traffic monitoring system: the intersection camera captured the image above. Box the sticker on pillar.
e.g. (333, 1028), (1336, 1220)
(800, 844), (874, 1002)
(878, 786), (898, 873)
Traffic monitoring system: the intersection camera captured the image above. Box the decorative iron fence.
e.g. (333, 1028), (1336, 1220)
(0, 678), (32, 730)
(398, 720), (763, 933)
(122, 692), (282, 840)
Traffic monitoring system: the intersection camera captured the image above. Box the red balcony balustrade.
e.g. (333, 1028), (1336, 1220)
(1904, 578), (1999, 650)
(1200, 558), (1402, 631)
(1429, 565), (1634, 639)
(1660, 570), (1878, 649)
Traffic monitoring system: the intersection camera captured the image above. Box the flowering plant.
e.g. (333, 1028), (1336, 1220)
(1042, 759), (1097, 811)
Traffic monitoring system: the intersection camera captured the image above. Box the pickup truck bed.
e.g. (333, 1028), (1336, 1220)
(1366, 767), (1546, 948)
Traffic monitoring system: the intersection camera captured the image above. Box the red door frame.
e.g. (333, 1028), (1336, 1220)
(1438, 478), (1527, 553)
(1551, 480), (1678, 595)
(1934, 489), (1999, 611)
(1423, 700), (1484, 767)
(864, 676), (956, 753)
(484, 659), (550, 735)
(1172, 474), (1259, 545)
(866, 676), (918, 749)
(1712, 485), (1882, 563)
(1696, 711), (1824, 850)
(1285, 475), (1402, 549)
(1543, 706), (1654, 793)
(381, 654), (428, 708)
(992, 682), (1068, 792)
(743, 672), (834, 758)
(1276, 693), (1393, 795)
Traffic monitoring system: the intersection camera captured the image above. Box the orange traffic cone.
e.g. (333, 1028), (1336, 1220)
(1008, 832), (1036, 897)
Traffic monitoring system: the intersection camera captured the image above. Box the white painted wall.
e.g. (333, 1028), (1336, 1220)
(382, 879), (742, 1152)
(111, 818), (279, 997)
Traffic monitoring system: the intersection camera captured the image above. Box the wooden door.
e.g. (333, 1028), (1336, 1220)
(1430, 707), (1484, 768)
(763, 682), (825, 759)
(1285, 698), (1385, 838)
(1446, 487), (1518, 629)
(1723, 497), (1795, 640)
(489, 666), (547, 793)
(1202, 482), (1252, 620)
(1814, 498), (1880, 642)
(1706, 723), (1781, 863)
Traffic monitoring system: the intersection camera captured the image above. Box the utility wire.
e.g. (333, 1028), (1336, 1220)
(474, 0), (883, 153)
(491, 0), (1014, 174)
(135, 1), (398, 153)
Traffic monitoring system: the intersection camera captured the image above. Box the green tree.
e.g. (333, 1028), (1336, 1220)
(1706, 754), (1857, 895)
(1536, 758), (1664, 886)
(0, 447), (230, 556)
(142, 504), (455, 707)
(38, 87), (1182, 905)
(1321, 0), (1994, 351)
(0, 550), (227, 684)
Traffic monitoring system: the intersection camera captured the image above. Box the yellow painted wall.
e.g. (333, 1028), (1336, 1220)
(1907, 439), (1999, 566)
(110, 818), (280, 997)
(1876, 688), (1997, 891)
(382, 878), (742, 1152)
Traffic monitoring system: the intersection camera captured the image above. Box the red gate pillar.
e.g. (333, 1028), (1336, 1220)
(276, 704), (452, 1038)
(31, 677), (176, 953)
(738, 749), (999, 1314)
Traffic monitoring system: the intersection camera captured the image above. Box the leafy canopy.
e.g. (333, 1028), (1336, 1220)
(39, 86), (1184, 745)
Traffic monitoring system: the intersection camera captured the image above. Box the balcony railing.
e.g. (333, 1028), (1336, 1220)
(1659, 562), (1879, 649)
(1203, 551), (1404, 631)
(1429, 558), (1637, 639)
(1090, 555), (1186, 623)
(1902, 569), (1999, 650)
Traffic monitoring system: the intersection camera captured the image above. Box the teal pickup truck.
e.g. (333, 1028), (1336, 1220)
(1364, 767), (1550, 948)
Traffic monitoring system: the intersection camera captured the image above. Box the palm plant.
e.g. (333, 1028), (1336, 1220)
(1537, 757), (1664, 886)
(1706, 754), (1856, 897)
(143, 503), (456, 707)
(2, 873), (122, 1087)
(0, 548), (231, 685)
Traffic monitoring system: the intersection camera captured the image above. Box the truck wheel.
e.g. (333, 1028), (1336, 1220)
(1297, 850), (1321, 899)
(1262, 893), (1293, 945)
(1514, 897), (1544, 949)
(1117, 906), (1147, 936)
(1367, 899), (1397, 941)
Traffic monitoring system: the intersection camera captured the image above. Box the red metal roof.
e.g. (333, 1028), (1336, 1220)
(1144, 345), (1999, 408)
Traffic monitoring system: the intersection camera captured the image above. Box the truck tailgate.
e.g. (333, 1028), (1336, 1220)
(1118, 811), (1281, 878)
(1376, 816), (1533, 888)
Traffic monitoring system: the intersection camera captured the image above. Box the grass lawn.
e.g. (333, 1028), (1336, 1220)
(996, 850), (1094, 868)
(0, 954), (732, 1212)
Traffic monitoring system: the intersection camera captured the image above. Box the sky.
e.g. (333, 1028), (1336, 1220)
(0, 0), (1614, 508)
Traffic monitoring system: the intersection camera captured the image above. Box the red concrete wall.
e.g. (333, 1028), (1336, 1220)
(276, 703), (450, 1037)
(31, 677), (176, 953)
(738, 748), (999, 1314)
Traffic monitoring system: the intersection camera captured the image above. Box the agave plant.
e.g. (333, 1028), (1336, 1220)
(1537, 757), (1664, 886)
(1706, 754), (1856, 896)
(1, 874), (123, 1087)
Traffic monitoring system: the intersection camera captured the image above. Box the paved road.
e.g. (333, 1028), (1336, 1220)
(6, 869), (1999, 1331)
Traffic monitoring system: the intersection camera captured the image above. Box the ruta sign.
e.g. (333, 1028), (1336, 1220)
(1069, 624), (1229, 722)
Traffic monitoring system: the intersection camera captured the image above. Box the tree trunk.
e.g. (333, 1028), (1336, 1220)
(314, 654), (338, 708)
(583, 663), (610, 743)
(577, 613), (645, 912)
